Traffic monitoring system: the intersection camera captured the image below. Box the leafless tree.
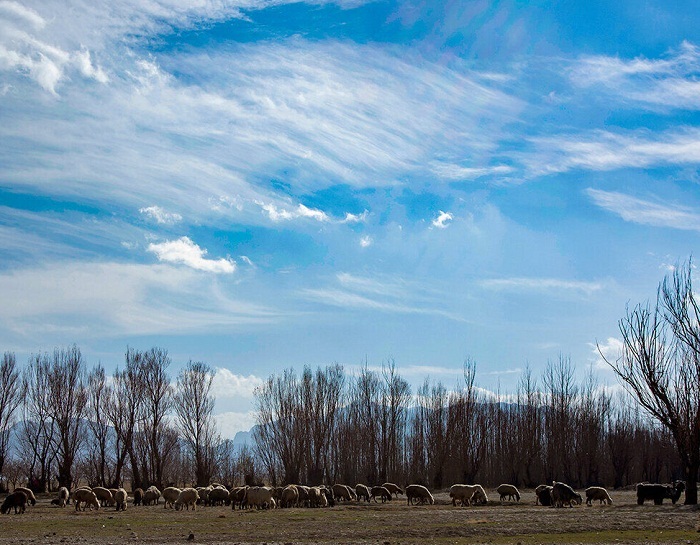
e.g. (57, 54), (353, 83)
(174, 360), (219, 486)
(106, 348), (146, 488)
(48, 345), (88, 488)
(302, 364), (344, 484)
(21, 353), (57, 492)
(254, 368), (305, 484)
(0, 353), (22, 476)
(138, 347), (174, 489)
(542, 355), (578, 483)
(604, 261), (700, 504)
(86, 364), (115, 486)
(379, 360), (411, 482)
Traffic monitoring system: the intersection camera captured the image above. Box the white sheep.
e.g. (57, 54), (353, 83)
(92, 486), (115, 507)
(585, 486), (613, 505)
(309, 486), (328, 508)
(143, 486), (161, 506)
(382, 482), (404, 497)
(405, 484), (434, 505)
(281, 485), (299, 508)
(73, 489), (100, 511)
(174, 488), (200, 511)
(114, 488), (128, 511)
(245, 486), (276, 510)
(449, 484), (477, 506)
(162, 487), (182, 508)
(355, 484), (371, 503)
(56, 486), (69, 507)
(496, 484), (520, 502)
(14, 487), (37, 506)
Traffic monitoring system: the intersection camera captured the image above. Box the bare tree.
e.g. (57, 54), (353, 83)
(174, 360), (219, 486)
(379, 360), (411, 483)
(605, 261), (700, 504)
(106, 348), (146, 488)
(49, 345), (88, 488)
(0, 353), (22, 476)
(86, 364), (114, 486)
(302, 364), (344, 484)
(253, 368), (305, 484)
(139, 347), (173, 489)
(22, 353), (57, 492)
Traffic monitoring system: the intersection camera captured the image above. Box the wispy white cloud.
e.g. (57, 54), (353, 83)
(480, 277), (603, 295)
(431, 163), (514, 180)
(302, 273), (465, 320)
(587, 188), (700, 230)
(359, 235), (372, 248)
(256, 201), (330, 223)
(526, 128), (700, 175)
(139, 205), (183, 225)
(147, 237), (236, 273)
(431, 210), (453, 229)
(569, 41), (700, 110)
(342, 210), (368, 224)
(0, 261), (276, 342)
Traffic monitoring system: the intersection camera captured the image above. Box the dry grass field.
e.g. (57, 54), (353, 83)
(1, 489), (698, 545)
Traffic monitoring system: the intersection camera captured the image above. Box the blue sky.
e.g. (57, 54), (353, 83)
(2, 0), (700, 437)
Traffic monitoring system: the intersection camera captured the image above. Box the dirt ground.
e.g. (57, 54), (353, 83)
(1, 489), (698, 545)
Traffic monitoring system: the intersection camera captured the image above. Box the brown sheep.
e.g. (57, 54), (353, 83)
(382, 482), (403, 497)
(1, 491), (27, 514)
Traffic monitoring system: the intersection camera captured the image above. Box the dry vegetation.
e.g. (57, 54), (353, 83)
(1, 490), (698, 545)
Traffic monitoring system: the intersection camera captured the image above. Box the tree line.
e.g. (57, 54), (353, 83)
(0, 347), (256, 493)
(252, 358), (681, 492)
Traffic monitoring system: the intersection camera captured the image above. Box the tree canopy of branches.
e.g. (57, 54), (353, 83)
(0, 353), (21, 477)
(174, 360), (219, 486)
(605, 260), (700, 504)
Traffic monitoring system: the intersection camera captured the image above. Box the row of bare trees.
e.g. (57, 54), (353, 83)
(253, 358), (682, 492)
(0, 346), (237, 493)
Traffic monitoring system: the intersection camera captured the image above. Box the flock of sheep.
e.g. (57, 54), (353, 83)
(0, 479), (683, 515)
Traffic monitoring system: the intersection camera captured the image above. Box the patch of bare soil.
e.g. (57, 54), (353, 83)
(0, 489), (698, 545)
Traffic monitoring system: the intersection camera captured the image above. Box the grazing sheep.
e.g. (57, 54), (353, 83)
(280, 485), (299, 508)
(114, 488), (128, 511)
(449, 484), (488, 506)
(196, 486), (212, 506)
(370, 486), (392, 503)
(496, 484), (520, 503)
(73, 489), (100, 511)
(209, 487), (229, 506)
(449, 484), (477, 506)
(15, 487), (36, 506)
(406, 484), (434, 505)
(143, 486), (161, 506)
(245, 486), (276, 510)
(551, 481), (582, 508)
(133, 488), (144, 506)
(309, 486), (328, 508)
(56, 486), (70, 507)
(229, 486), (247, 510)
(93, 486), (115, 507)
(382, 482), (404, 497)
(535, 484), (553, 506)
(1, 491), (27, 514)
(174, 488), (199, 511)
(296, 485), (311, 507)
(355, 484), (371, 503)
(636, 482), (685, 505)
(585, 486), (612, 506)
(162, 487), (182, 509)
(332, 484), (353, 502)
